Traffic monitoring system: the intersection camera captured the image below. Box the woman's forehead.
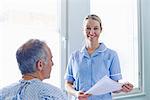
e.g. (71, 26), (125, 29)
(84, 19), (100, 26)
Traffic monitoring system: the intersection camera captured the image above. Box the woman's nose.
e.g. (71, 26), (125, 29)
(89, 29), (94, 34)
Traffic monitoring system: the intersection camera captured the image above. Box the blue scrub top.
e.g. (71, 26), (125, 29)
(65, 43), (122, 100)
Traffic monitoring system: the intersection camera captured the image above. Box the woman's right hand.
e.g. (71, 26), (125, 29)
(75, 91), (90, 100)
(65, 81), (91, 100)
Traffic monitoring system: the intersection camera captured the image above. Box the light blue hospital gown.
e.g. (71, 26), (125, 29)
(0, 79), (67, 100)
(65, 43), (122, 100)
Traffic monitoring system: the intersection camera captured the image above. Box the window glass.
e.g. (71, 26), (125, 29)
(90, 0), (139, 89)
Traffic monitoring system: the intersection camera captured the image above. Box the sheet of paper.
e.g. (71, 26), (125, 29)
(85, 75), (123, 95)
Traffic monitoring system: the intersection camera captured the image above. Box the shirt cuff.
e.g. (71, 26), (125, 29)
(110, 73), (122, 81)
(64, 74), (75, 82)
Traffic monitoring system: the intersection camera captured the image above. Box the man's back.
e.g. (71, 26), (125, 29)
(0, 79), (67, 100)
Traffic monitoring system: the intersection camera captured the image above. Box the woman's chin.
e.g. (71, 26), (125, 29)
(88, 37), (97, 41)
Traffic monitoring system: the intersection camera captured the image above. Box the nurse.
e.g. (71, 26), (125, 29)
(64, 14), (133, 100)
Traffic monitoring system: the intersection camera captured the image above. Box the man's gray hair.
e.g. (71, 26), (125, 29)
(16, 39), (48, 75)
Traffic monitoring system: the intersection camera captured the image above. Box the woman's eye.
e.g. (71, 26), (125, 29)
(94, 28), (98, 30)
(86, 27), (91, 30)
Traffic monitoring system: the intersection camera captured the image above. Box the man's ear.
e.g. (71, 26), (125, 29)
(36, 60), (44, 71)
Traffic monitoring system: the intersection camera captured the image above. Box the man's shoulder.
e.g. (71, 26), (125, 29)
(0, 82), (19, 92)
(39, 82), (67, 99)
(40, 82), (62, 92)
(0, 82), (20, 98)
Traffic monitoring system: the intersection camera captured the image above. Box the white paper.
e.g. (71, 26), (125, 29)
(85, 75), (123, 95)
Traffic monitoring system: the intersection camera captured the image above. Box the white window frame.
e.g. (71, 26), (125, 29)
(58, 0), (68, 89)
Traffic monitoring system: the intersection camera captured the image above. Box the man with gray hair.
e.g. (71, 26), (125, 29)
(0, 39), (67, 100)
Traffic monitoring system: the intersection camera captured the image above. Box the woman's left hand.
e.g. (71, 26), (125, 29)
(121, 83), (133, 93)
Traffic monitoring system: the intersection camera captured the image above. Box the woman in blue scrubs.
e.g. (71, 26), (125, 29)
(65, 14), (133, 100)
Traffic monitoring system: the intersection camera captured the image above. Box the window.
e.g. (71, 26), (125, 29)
(90, 0), (142, 97)
(0, 0), (61, 88)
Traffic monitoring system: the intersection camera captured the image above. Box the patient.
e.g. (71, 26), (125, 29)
(0, 39), (67, 100)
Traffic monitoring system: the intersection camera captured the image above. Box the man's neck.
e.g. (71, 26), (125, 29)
(22, 73), (42, 80)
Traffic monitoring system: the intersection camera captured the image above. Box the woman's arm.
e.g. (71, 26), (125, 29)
(65, 81), (89, 100)
(65, 81), (78, 96)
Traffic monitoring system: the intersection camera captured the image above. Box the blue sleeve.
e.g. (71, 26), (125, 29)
(109, 51), (122, 81)
(64, 54), (75, 82)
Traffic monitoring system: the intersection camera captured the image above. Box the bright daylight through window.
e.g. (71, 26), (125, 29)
(0, 0), (61, 88)
(90, 0), (140, 94)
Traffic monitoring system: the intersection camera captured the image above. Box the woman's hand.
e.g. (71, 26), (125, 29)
(75, 91), (91, 100)
(121, 83), (133, 93)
